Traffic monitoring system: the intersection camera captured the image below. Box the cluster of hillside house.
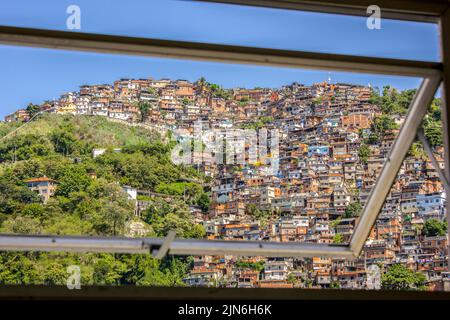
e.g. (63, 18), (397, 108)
(6, 76), (449, 290)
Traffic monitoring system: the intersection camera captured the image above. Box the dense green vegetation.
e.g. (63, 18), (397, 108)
(366, 114), (399, 145)
(0, 114), (208, 285)
(423, 98), (443, 147)
(357, 143), (371, 165)
(195, 77), (231, 99)
(423, 218), (447, 237)
(235, 260), (265, 272)
(26, 103), (41, 119)
(370, 86), (416, 116)
(155, 181), (210, 209)
(137, 101), (152, 122)
(0, 252), (192, 286)
(245, 203), (270, 220)
(140, 197), (206, 239)
(368, 86), (442, 148)
(381, 264), (426, 290)
(241, 116), (275, 130)
(332, 233), (344, 244)
(343, 202), (362, 218)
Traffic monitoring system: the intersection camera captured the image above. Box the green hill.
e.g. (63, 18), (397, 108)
(0, 113), (162, 158)
(0, 114), (206, 286)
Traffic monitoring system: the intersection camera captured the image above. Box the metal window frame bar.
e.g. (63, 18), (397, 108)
(0, 1), (448, 259)
(0, 26), (442, 78)
(0, 234), (355, 258)
(439, 7), (450, 272)
(349, 75), (442, 256)
(193, 0), (448, 23)
(417, 128), (450, 194)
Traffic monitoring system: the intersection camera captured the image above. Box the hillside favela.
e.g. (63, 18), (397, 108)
(1, 75), (448, 290)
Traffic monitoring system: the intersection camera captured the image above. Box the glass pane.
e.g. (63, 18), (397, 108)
(0, 0), (439, 61)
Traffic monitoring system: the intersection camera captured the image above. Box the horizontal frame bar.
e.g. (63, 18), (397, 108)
(2, 285), (450, 300)
(169, 238), (354, 258)
(194, 0), (449, 23)
(349, 75), (442, 256)
(0, 234), (354, 258)
(0, 26), (442, 78)
(0, 234), (157, 254)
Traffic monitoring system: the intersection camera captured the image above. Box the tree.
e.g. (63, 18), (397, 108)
(408, 141), (425, 159)
(0, 177), (41, 215)
(381, 264), (426, 290)
(195, 77), (207, 89)
(428, 98), (442, 119)
(423, 219), (447, 237)
(0, 134), (53, 162)
(333, 233), (344, 244)
(344, 202), (362, 218)
(245, 203), (270, 220)
(235, 260), (265, 272)
(358, 143), (371, 165)
(96, 183), (134, 236)
(153, 212), (205, 238)
(181, 98), (191, 106)
(0, 253), (41, 284)
(137, 102), (151, 123)
(423, 118), (443, 147)
(197, 192), (211, 213)
(207, 82), (230, 99)
(140, 196), (205, 239)
(55, 166), (92, 197)
(92, 254), (127, 285)
(330, 281), (341, 289)
(245, 203), (259, 216)
(21, 203), (46, 218)
(155, 182), (203, 204)
(367, 115), (399, 145)
(95, 152), (181, 190)
(378, 86), (415, 115)
(26, 103), (41, 119)
(368, 86), (381, 105)
(50, 127), (79, 156)
(287, 273), (298, 286)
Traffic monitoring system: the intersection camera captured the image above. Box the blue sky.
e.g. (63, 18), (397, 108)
(0, 0), (440, 118)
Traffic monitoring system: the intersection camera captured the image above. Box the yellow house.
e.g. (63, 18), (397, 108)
(56, 102), (77, 114)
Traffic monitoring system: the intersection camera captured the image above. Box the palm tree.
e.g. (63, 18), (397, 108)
(196, 77), (207, 88)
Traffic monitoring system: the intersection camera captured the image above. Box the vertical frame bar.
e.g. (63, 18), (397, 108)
(350, 75), (442, 256)
(439, 8), (450, 272)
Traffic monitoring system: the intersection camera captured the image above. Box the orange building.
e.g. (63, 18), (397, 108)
(341, 113), (370, 130)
